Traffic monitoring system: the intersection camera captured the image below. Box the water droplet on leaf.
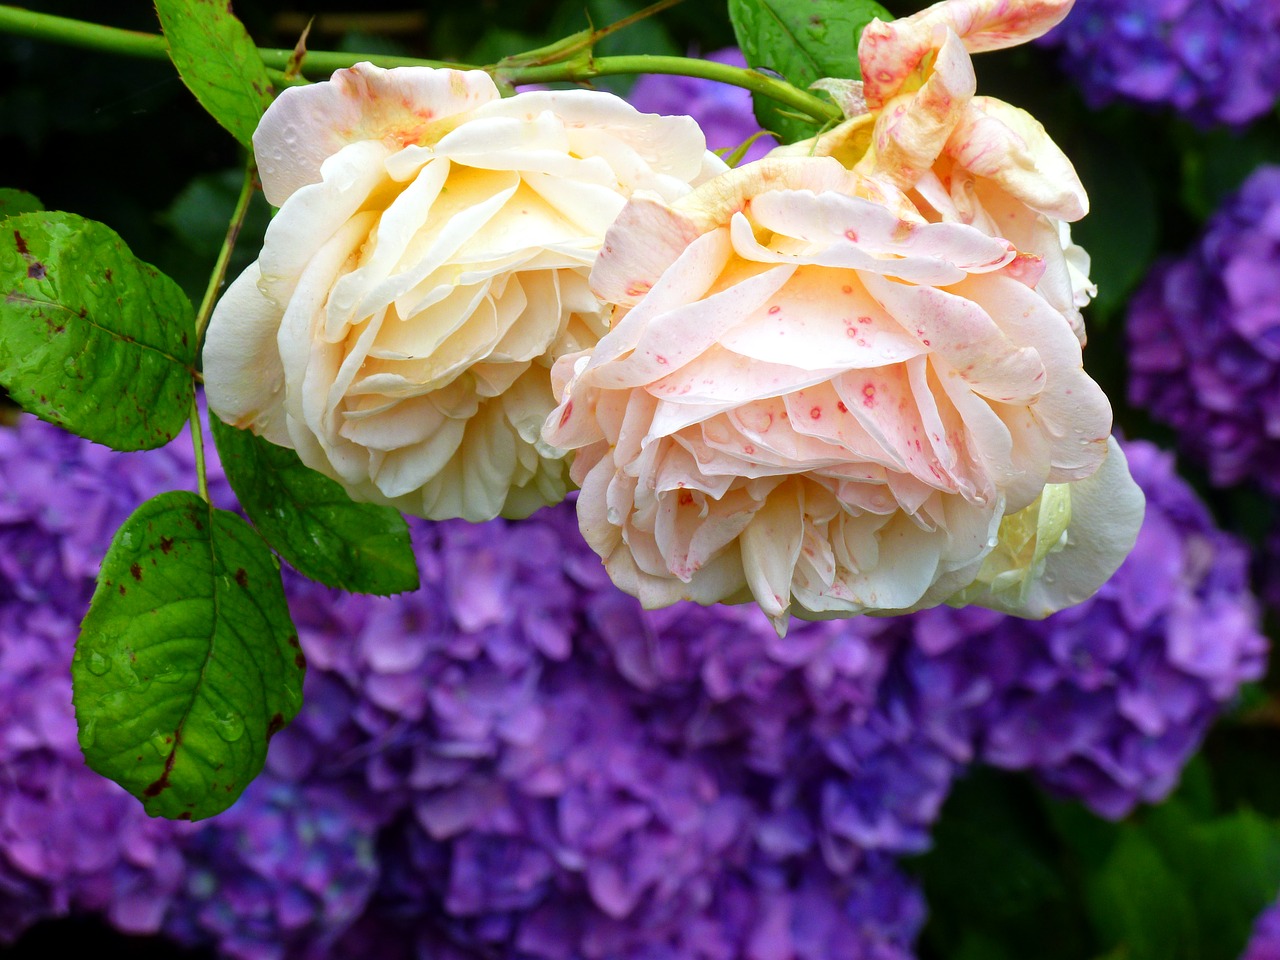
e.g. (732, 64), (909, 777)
(213, 712), (245, 742)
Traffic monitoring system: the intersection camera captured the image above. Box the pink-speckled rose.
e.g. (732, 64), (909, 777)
(544, 157), (1141, 633)
(203, 63), (724, 522)
(774, 0), (1094, 343)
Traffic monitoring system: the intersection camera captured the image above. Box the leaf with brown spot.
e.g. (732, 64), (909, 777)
(0, 212), (196, 451)
(73, 491), (302, 820)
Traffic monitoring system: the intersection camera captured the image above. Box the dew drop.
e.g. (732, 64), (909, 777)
(77, 719), (97, 750)
(150, 732), (172, 757)
(213, 712), (245, 743)
(86, 652), (111, 676)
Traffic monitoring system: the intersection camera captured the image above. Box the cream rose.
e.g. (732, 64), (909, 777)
(543, 157), (1142, 633)
(202, 63), (724, 522)
(774, 0), (1093, 343)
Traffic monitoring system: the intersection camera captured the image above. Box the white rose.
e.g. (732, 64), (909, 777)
(203, 62), (723, 521)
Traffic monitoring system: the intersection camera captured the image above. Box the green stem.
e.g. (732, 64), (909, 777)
(506, 55), (842, 124)
(0, 5), (840, 123)
(194, 161), (258, 346)
(189, 395), (210, 504)
(186, 159), (257, 505)
(0, 5), (453, 73)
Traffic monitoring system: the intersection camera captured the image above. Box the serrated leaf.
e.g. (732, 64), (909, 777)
(73, 491), (304, 820)
(210, 413), (419, 595)
(0, 212), (196, 450)
(728, 0), (889, 143)
(0, 189), (43, 219)
(154, 0), (274, 149)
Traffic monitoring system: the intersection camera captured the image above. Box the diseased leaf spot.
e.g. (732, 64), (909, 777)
(234, 567), (248, 588)
(160, 536), (174, 554)
(267, 712), (285, 738)
(12, 230), (28, 256)
(130, 562), (143, 582)
(294, 653), (306, 670)
(26, 262), (45, 280)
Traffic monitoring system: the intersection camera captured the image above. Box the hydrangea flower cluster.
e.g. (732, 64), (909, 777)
(0, 405), (1263, 959)
(1128, 165), (1280, 492)
(1039, 0), (1280, 126)
(902, 441), (1267, 819)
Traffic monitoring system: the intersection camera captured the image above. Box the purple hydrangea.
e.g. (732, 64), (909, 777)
(900, 440), (1268, 819)
(165, 777), (381, 960)
(0, 421), (210, 942)
(0, 400), (1266, 960)
(1129, 165), (1280, 492)
(274, 519), (931, 958)
(1039, 0), (1280, 126)
(1243, 899), (1280, 960)
(628, 48), (778, 163)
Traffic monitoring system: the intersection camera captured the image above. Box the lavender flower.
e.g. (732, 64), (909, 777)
(1128, 165), (1280, 492)
(628, 48), (777, 163)
(1040, 0), (1280, 126)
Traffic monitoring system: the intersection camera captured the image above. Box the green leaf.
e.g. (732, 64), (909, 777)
(0, 189), (43, 219)
(913, 771), (1092, 960)
(73, 491), (304, 820)
(1179, 123), (1280, 223)
(210, 414), (419, 595)
(0, 212), (196, 450)
(154, 0), (274, 149)
(1086, 828), (1199, 960)
(728, 0), (889, 143)
(1085, 798), (1280, 960)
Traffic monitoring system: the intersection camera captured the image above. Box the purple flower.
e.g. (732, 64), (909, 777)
(628, 48), (778, 163)
(900, 440), (1268, 819)
(1243, 899), (1280, 960)
(1129, 166), (1280, 492)
(1040, 0), (1280, 126)
(166, 778), (381, 960)
(0, 402), (1264, 960)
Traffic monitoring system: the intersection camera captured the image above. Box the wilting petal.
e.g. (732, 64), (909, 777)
(860, 0), (1074, 109)
(947, 97), (1088, 220)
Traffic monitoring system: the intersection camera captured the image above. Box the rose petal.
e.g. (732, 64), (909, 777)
(253, 63), (500, 206)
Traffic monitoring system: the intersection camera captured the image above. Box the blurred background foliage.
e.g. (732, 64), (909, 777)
(3, 1), (1280, 958)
